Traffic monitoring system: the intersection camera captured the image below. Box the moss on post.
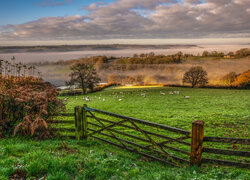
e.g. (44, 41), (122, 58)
(75, 106), (83, 140)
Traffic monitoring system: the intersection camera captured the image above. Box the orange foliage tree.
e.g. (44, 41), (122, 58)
(233, 70), (250, 88)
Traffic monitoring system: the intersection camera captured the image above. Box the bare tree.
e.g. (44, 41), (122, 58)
(66, 63), (100, 94)
(183, 66), (208, 88)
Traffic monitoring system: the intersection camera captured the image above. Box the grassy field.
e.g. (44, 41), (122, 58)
(1, 86), (249, 179)
(64, 86), (249, 138)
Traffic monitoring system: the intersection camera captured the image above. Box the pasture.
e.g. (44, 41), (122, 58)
(63, 86), (249, 138)
(1, 86), (249, 179)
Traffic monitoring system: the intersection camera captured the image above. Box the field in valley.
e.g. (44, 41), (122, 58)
(1, 86), (249, 179)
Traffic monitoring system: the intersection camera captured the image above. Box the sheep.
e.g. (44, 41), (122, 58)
(85, 98), (91, 102)
(169, 91), (174, 95)
(173, 91), (180, 94)
(64, 97), (69, 101)
(84, 96), (91, 101)
(184, 96), (190, 99)
(103, 98), (106, 102)
(160, 92), (165, 95)
(119, 99), (122, 101)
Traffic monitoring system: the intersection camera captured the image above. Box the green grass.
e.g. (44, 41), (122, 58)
(0, 138), (249, 180)
(1, 86), (249, 179)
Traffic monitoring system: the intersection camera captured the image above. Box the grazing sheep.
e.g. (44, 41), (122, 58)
(169, 91), (174, 95)
(98, 97), (101, 100)
(119, 99), (122, 101)
(85, 97), (91, 101)
(103, 98), (106, 102)
(184, 96), (190, 99)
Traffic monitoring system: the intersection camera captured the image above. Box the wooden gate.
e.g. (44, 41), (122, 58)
(49, 105), (250, 168)
(75, 105), (191, 167)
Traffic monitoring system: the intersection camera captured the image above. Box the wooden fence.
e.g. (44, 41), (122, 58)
(48, 105), (250, 168)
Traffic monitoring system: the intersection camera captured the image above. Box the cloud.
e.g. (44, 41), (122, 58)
(37, 0), (72, 7)
(1, 0), (250, 41)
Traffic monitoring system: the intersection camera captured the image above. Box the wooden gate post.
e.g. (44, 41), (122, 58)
(82, 104), (88, 139)
(75, 106), (83, 140)
(190, 120), (204, 166)
(74, 105), (88, 140)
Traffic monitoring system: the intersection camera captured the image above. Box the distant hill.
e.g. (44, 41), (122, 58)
(0, 44), (198, 53)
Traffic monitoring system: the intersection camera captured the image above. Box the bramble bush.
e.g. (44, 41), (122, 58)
(0, 75), (64, 138)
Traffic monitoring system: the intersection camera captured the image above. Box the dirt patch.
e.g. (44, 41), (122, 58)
(9, 169), (27, 180)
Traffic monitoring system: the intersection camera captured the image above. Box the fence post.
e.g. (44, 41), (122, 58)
(75, 106), (83, 140)
(190, 120), (204, 166)
(82, 104), (88, 139)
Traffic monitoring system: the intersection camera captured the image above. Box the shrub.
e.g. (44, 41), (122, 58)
(232, 70), (250, 88)
(0, 75), (64, 138)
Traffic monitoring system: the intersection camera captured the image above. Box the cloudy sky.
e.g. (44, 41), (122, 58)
(0, 0), (250, 45)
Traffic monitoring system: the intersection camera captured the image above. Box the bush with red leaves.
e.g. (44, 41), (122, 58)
(0, 76), (64, 138)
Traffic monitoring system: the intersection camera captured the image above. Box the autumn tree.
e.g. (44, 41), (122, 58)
(233, 70), (250, 88)
(183, 66), (208, 88)
(66, 63), (100, 94)
(221, 72), (237, 86)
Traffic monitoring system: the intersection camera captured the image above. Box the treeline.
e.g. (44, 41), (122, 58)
(201, 48), (250, 58)
(30, 48), (250, 67)
(30, 52), (185, 71)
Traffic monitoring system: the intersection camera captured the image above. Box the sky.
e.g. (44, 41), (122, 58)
(0, 0), (250, 45)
